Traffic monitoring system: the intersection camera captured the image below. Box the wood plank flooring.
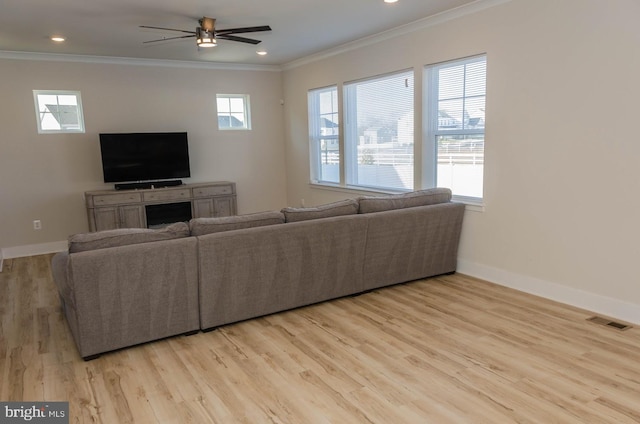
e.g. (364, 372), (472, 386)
(1, 254), (640, 423)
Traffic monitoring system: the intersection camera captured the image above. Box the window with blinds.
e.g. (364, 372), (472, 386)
(344, 70), (414, 191)
(306, 56), (486, 203)
(426, 55), (486, 201)
(308, 86), (340, 184)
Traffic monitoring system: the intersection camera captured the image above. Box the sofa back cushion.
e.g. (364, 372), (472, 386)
(281, 199), (359, 223)
(189, 211), (285, 236)
(68, 222), (190, 253)
(358, 188), (452, 214)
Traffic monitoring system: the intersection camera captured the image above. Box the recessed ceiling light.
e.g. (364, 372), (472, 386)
(256, 50), (267, 56)
(50, 36), (65, 42)
(384, 0), (399, 3)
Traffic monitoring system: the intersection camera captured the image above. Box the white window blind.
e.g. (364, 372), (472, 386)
(426, 56), (486, 200)
(344, 70), (414, 191)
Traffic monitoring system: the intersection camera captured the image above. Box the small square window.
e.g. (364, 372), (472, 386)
(33, 90), (85, 134)
(217, 94), (251, 130)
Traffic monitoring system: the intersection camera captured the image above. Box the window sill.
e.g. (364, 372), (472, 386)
(309, 182), (485, 212)
(309, 182), (406, 196)
(452, 195), (485, 212)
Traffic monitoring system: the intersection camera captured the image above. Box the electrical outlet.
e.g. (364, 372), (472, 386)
(301, 198), (305, 207)
(33, 220), (42, 230)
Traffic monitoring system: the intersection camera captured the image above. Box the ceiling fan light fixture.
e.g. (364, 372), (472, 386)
(196, 27), (216, 47)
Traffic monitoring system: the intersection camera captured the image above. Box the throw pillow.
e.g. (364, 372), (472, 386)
(68, 222), (190, 253)
(281, 199), (359, 223)
(189, 211), (285, 236)
(358, 188), (452, 214)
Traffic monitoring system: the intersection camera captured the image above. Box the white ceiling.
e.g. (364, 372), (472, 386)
(0, 0), (479, 66)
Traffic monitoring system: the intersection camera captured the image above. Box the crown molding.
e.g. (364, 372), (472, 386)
(0, 50), (282, 72)
(282, 0), (512, 71)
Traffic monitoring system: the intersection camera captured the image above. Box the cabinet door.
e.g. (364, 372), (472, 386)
(120, 205), (146, 228)
(94, 207), (119, 231)
(213, 196), (236, 217)
(193, 199), (215, 218)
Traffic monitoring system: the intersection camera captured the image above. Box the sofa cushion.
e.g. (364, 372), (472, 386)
(189, 211), (285, 236)
(281, 199), (359, 223)
(68, 222), (190, 253)
(358, 188), (452, 214)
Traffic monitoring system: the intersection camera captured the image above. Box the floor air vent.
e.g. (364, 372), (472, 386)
(587, 316), (632, 331)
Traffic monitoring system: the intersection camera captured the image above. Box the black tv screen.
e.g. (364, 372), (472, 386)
(99, 132), (191, 183)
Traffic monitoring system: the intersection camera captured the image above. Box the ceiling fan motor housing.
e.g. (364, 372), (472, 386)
(199, 17), (216, 32)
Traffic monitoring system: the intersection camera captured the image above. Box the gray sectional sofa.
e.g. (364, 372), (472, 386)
(51, 188), (465, 359)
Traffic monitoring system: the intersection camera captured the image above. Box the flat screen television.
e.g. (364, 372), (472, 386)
(99, 132), (191, 188)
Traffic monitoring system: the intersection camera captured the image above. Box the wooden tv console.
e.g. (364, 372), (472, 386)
(85, 181), (237, 232)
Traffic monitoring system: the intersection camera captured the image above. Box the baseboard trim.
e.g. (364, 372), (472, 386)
(457, 259), (640, 325)
(1, 241), (68, 260)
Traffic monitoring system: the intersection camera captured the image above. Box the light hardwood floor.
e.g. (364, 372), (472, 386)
(1, 254), (640, 423)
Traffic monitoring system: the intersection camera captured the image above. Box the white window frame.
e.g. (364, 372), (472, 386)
(217, 94), (251, 130)
(424, 55), (486, 203)
(308, 85), (340, 185)
(33, 90), (85, 134)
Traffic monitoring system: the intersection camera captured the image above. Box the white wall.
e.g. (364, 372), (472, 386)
(282, 0), (640, 322)
(0, 58), (287, 254)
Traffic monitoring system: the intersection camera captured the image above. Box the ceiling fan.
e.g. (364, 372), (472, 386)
(140, 17), (271, 48)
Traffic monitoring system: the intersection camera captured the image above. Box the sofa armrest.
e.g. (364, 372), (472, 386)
(361, 202), (465, 290)
(66, 237), (199, 358)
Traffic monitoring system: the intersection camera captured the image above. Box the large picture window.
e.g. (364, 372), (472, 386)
(425, 55), (486, 201)
(308, 86), (340, 184)
(306, 57), (485, 204)
(344, 70), (414, 191)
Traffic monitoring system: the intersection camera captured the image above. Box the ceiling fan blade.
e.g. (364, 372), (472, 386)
(216, 25), (272, 35)
(143, 35), (196, 44)
(217, 34), (262, 45)
(139, 25), (196, 35)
